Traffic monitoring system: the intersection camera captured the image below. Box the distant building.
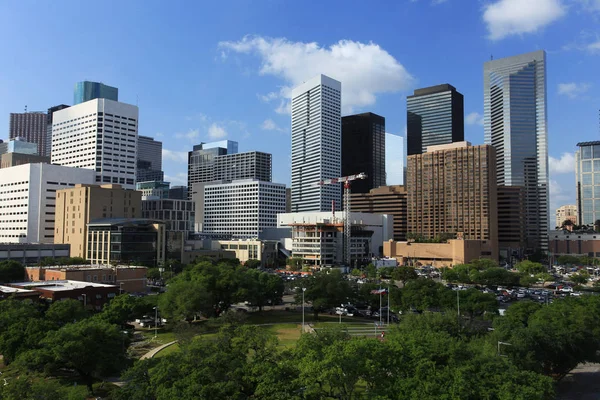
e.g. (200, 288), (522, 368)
(51, 98), (138, 189)
(0, 138), (38, 155)
(549, 230), (600, 258)
(278, 211), (393, 267)
(384, 239), (497, 268)
(0, 164), (95, 243)
(350, 185), (407, 241)
(211, 240), (279, 266)
(142, 198), (195, 232)
(285, 188), (291, 213)
(87, 218), (165, 267)
(74, 81), (118, 105)
(291, 74), (342, 212)
(203, 180), (286, 239)
(187, 140), (238, 194)
(576, 141), (600, 226)
(25, 264), (147, 293)
(169, 186), (187, 200)
(342, 112), (385, 193)
(556, 205), (578, 229)
(407, 84), (464, 156)
(136, 181), (170, 199)
(0, 285), (39, 301)
(484, 50), (549, 251)
(407, 142), (498, 260)
(46, 105), (70, 157)
(10, 280), (118, 310)
(137, 135), (163, 184)
(0, 138), (49, 169)
(54, 184), (142, 258)
(9, 111), (47, 157)
(497, 185), (525, 263)
(0, 243), (70, 265)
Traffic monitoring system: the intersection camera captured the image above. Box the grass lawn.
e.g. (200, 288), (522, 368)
(138, 328), (177, 345)
(154, 342), (180, 358)
(245, 310), (371, 325)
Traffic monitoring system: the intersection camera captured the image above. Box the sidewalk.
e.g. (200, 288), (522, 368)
(140, 340), (178, 360)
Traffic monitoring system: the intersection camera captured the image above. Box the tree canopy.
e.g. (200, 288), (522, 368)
(0, 260), (25, 283)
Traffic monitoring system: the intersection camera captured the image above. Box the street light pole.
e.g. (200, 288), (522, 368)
(379, 289), (382, 325)
(153, 306), (158, 339)
(456, 290), (460, 321)
(302, 288), (306, 333)
(82, 294), (87, 309)
(387, 285), (390, 326)
(119, 282), (123, 295)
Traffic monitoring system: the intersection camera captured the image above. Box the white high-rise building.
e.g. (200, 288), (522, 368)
(51, 99), (138, 189)
(0, 163), (95, 243)
(203, 179), (286, 239)
(291, 74), (341, 212)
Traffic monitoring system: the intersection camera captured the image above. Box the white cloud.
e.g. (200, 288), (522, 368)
(483, 0), (567, 40)
(175, 128), (200, 141)
(208, 123), (227, 139)
(558, 82), (591, 98)
(587, 40), (600, 53)
(576, 0), (600, 11)
(261, 119), (286, 133)
(154, 132), (164, 137)
(219, 36), (415, 114)
(164, 173), (187, 186)
(549, 179), (573, 212)
(549, 152), (575, 174)
(275, 100), (291, 115)
(257, 92), (278, 102)
(465, 112), (484, 126)
(162, 149), (188, 164)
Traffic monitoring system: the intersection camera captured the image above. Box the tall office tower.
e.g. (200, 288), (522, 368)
(0, 164), (95, 244)
(341, 112), (385, 193)
(51, 99), (139, 189)
(215, 152), (272, 182)
(54, 184), (142, 258)
(497, 185), (525, 263)
(407, 142), (498, 259)
(187, 140), (238, 196)
(46, 105), (70, 157)
(291, 74), (342, 212)
(575, 141), (600, 226)
(386, 133), (405, 185)
(137, 135), (163, 183)
(351, 185), (407, 241)
(9, 111), (47, 157)
(555, 204), (577, 229)
(406, 84), (464, 156)
(74, 81), (118, 105)
(484, 50), (549, 251)
(203, 179), (286, 238)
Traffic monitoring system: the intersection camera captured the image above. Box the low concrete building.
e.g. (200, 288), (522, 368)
(549, 230), (600, 258)
(0, 243), (70, 265)
(212, 239), (279, 266)
(87, 218), (165, 267)
(383, 238), (496, 268)
(25, 264), (147, 293)
(0, 285), (39, 301)
(278, 212), (393, 267)
(10, 280), (118, 310)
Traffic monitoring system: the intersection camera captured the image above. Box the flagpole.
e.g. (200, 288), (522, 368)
(387, 285), (390, 325)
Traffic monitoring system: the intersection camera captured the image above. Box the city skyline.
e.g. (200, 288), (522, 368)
(0, 1), (598, 213)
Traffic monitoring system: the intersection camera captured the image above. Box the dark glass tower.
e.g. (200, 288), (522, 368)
(341, 112), (385, 193)
(406, 84), (464, 155)
(74, 81), (118, 105)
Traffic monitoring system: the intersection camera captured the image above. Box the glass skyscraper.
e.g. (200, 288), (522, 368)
(406, 84), (464, 155)
(484, 50), (548, 251)
(575, 141), (600, 226)
(74, 81), (118, 105)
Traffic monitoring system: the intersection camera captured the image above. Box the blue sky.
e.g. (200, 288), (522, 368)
(0, 0), (599, 217)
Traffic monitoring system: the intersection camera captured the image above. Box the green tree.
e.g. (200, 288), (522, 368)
(557, 255), (580, 265)
(17, 318), (130, 394)
(392, 266), (418, 286)
(570, 270), (590, 285)
(0, 260), (25, 283)
(515, 260), (546, 275)
(458, 288), (498, 320)
(350, 268), (362, 277)
(401, 278), (449, 311)
(244, 259), (262, 268)
(536, 272), (553, 287)
(365, 263), (377, 279)
(295, 269), (352, 319)
(0, 299), (49, 365)
(239, 269), (284, 311)
(96, 294), (143, 326)
(0, 373), (89, 400)
(45, 298), (88, 326)
(470, 258), (498, 270)
(478, 267), (520, 286)
(287, 257), (303, 271)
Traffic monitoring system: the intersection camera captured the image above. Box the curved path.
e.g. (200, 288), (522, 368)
(140, 340), (178, 360)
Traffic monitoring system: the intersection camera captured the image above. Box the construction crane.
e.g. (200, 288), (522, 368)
(315, 172), (367, 266)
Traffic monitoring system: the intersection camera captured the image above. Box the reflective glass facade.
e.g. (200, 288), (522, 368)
(74, 81), (118, 105)
(484, 50), (548, 251)
(407, 84), (464, 155)
(576, 142), (600, 225)
(341, 112), (385, 194)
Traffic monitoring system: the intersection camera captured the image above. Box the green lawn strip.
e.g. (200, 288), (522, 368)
(153, 342), (180, 358)
(137, 329), (177, 345)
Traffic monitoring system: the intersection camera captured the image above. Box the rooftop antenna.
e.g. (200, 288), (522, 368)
(491, 54), (494, 61)
(136, 94), (139, 106)
(24, 105), (27, 113)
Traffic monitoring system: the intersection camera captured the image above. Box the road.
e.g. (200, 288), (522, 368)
(556, 363), (600, 400)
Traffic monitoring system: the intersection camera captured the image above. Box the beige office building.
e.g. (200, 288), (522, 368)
(555, 205), (577, 229)
(350, 185), (407, 241)
(54, 184), (141, 258)
(407, 142), (498, 260)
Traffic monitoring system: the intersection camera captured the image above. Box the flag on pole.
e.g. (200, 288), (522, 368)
(370, 288), (388, 295)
